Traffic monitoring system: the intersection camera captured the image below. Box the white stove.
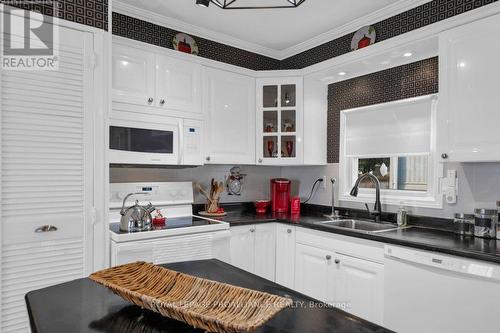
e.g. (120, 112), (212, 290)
(109, 182), (230, 266)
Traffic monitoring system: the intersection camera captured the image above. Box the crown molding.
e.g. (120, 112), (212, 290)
(113, 0), (431, 60)
(276, 0), (433, 59)
(112, 0), (279, 59)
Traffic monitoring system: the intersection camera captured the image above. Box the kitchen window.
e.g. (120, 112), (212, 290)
(339, 95), (442, 208)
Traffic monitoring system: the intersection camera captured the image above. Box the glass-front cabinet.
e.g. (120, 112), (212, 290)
(256, 77), (303, 165)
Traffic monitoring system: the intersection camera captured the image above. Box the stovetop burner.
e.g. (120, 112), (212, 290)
(110, 216), (221, 234)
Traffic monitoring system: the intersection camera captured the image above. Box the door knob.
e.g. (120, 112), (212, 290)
(326, 255), (332, 260)
(147, 97), (154, 104)
(160, 99), (165, 105)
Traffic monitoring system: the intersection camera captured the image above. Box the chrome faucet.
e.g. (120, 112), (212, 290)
(350, 173), (382, 223)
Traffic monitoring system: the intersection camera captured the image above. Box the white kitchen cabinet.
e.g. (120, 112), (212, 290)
(275, 224), (296, 289)
(229, 224), (276, 280)
(332, 253), (384, 325)
(157, 56), (202, 115)
(1, 26), (98, 332)
(294, 243), (333, 302)
(112, 43), (155, 106)
(438, 13), (500, 162)
(254, 223), (276, 281)
(256, 77), (304, 165)
(112, 39), (202, 117)
(203, 68), (255, 164)
(229, 225), (256, 273)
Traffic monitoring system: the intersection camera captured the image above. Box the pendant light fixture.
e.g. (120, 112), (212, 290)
(196, 0), (306, 9)
(196, 0), (210, 7)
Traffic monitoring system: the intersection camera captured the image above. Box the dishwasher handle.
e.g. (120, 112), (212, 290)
(384, 245), (500, 281)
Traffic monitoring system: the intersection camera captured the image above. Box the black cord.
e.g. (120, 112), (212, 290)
(302, 178), (324, 204)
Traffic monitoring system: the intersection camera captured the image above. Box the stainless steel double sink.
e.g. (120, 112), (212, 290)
(315, 218), (400, 233)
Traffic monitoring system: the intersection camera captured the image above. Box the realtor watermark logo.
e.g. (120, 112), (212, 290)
(1, 1), (59, 70)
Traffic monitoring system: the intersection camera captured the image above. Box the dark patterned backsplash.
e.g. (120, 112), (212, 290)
(280, 0), (497, 69)
(112, 12), (280, 71)
(327, 57), (439, 163)
(1, 0), (108, 30)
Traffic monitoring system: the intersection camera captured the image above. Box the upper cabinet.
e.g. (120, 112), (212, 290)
(112, 43), (155, 106)
(256, 77), (304, 165)
(112, 41), (202, 118)
(438, 14), (500, 162)
(156, 56), (202, 116)
(203, 67), (255, 165)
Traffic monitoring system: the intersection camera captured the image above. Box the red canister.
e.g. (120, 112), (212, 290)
(291, 196), (301, 214)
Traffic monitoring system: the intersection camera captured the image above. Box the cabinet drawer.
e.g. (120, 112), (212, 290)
(295, 227), (384, 264)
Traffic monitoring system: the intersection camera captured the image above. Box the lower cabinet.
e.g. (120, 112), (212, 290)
(294, 243), (332, 301)
(229, 223), (385, 325)
(332, 253), (384, 324)
(275, 224), (296, 289)
(229, 224), (276, 281)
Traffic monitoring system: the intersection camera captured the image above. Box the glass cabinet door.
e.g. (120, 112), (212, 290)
(259, 79), (301, 163)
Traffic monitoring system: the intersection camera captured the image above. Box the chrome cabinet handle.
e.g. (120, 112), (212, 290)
(160, 99), (165, 105)
(250, 228), (256, 233)
(287, 229), (292, 234)
(206, 156), (211, 162)
(258, 159), (263, 163)
(335, 259), (341, 264)
(147, 97), (154, 104)
(441, 153), (448, 159)
(326, 255), (332, 260)
(35, 225), (58, 233)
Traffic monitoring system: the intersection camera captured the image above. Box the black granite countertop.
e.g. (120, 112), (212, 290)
(25, 260), (393, 333)
(197, 203), (500, 265)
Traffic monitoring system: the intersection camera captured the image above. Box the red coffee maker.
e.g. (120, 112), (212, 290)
(271, 179), (291, 213)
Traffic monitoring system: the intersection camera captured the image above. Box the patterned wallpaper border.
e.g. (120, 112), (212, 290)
(327, 57), (439, 163)
(112, 12), (280, 71)
(280, 0), (498, 69)
(1, 0), (108, 31)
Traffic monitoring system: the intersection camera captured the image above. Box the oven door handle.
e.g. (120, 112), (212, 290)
(178, 119), (184, 165)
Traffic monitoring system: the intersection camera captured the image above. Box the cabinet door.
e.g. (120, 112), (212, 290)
(229, 225), (255, 273)
(156, 55), (202, 115)
(1, 27), (95, 332)
(294, 243), (332, 302)
(256, 78), (303, 166)
(332, 254), (384, 325)
(254, 224), (276, 281)
(438, 14), (500, 162)
(203, 68), (255, 164)
(112, 43), (155, 106)
(275, 224), (295, 288)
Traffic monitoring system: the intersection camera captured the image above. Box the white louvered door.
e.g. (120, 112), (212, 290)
(0, 24), (95, 332)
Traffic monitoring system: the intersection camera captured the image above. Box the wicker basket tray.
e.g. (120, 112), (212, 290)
(90, 262), (292, 333)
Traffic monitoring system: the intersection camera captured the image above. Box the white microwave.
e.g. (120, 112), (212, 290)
(109, 117), (202, 166)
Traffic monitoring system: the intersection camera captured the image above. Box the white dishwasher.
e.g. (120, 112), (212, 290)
(384, 245), (500, 333)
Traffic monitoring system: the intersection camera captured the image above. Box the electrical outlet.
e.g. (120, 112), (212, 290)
(320, 176), (327, 189)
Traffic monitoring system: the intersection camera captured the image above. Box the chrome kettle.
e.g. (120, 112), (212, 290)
(119, 193), (155, 232)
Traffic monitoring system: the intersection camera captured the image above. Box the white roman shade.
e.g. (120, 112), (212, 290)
(343, 95), (436, 157)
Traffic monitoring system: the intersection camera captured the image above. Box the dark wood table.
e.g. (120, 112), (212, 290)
(26, 259), (393, 333)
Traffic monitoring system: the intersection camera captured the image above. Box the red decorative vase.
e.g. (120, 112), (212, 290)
(286, 141), (294, 157)
(267, 140), (275, 157)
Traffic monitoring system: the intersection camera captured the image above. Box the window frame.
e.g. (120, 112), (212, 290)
(339, 94), (443, 209)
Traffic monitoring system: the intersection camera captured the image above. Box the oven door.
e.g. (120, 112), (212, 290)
(109, 118), (180, 165)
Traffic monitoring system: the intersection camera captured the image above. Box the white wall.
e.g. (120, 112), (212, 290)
(110, 165), (281, 204)
(281, 162), (500, 219)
